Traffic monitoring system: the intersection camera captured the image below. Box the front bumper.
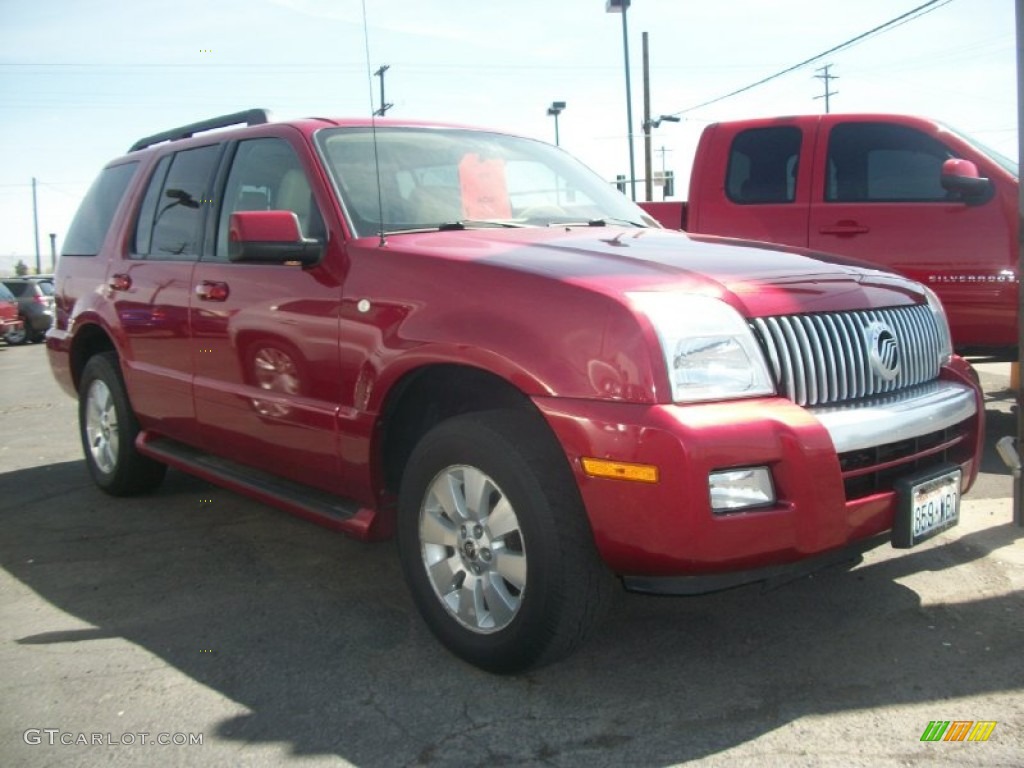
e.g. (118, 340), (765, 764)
(534, 368), (981, 583)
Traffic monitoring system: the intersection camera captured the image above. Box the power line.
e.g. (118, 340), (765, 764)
(669, 0), (955, 117)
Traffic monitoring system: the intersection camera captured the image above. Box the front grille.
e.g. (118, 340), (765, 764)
(839, 423), (970, 499)
(751, 305), (943, 407)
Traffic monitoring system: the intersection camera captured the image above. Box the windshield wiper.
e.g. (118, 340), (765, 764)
(437, 219), (529, 231)
(554, 217), (647, 228)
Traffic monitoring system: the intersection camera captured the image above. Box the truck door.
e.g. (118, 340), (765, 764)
(693, 122), (811, 247)
(807, 119), (1013, 350)
(191, 135), (345, 493)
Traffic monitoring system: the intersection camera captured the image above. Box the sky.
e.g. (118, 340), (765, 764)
(0, 0), (1017, 273)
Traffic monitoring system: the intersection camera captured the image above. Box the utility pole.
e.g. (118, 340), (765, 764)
(373, 64), (393, 117)
(31, 177), (41, 275)
(642, 32), (653, 201)
(814, 64), (839, 113)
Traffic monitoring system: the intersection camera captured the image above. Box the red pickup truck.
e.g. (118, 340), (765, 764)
(49, 110), (982, 672)
(640, 114), (1019, 359)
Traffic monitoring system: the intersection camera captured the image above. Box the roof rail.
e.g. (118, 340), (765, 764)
(129, 108), (272, 152)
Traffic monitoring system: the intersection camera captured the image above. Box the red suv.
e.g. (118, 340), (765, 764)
(49, 110), (983, 672)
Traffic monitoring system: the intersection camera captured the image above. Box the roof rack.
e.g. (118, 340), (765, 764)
(129, 108), (272, 152)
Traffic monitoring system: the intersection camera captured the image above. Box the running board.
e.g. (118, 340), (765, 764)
(136, 433), (389, 540)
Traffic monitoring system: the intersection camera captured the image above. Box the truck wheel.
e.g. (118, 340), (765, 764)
(397, 410), (614, 673)
(79, 352), (167, 496)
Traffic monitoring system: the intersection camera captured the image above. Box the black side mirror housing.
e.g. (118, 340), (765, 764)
(940, 158), (994, 205)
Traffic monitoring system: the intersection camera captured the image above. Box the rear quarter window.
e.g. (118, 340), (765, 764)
(726, 126), (801, 204)
(3, 281), (27, 298)
(62, 162), (139, 256)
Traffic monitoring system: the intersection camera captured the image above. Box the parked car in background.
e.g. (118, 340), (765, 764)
(3, 276), (55, 344)
(0, 282), (24, 342)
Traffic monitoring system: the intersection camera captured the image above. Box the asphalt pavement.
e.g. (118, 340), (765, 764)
(1, 343), (1021, 767)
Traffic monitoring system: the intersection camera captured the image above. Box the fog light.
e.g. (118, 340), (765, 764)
(709, 467), (775, 513)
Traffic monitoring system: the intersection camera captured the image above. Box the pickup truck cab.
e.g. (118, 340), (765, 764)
(49, 110), (982, 672)
(640, 114), (1019, 359)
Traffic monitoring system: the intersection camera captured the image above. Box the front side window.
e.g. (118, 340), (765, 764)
(315, 127), (653, 237)
(214, 138), (325, 261)
(827, 123), (955, 202)
(62, 162), (139, 256)
(133, 145), (220, 259)
(725, 127), (801, 204)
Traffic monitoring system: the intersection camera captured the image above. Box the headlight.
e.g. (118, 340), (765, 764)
(629, 292), (775, 403)
(922, 287), (954, 364)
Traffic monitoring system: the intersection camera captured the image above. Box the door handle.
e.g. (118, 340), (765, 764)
(195, 281), (230, 301)
(108, 273), (132, 291)
(818, 221), (870, 236)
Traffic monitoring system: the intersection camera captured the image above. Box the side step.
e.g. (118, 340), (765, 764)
(136, 433), (389, 540)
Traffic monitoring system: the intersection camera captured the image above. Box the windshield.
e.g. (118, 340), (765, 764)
(315, 127), (656, 237)
(939, 121), (1019, 178)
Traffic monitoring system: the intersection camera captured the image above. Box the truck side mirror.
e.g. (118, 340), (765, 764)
(228, 210), (323, 266)
(940, 158), (993, 205)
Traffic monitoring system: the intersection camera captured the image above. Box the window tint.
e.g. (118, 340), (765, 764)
(4, 282), (27, 298)
(62, 162), (138, 256)
(0, 284), (15, 301)
(726, 127), (801, 204)
(827, 123), (955, 202)
(135, 145), (220, 259)
(215, 138), (324, 261)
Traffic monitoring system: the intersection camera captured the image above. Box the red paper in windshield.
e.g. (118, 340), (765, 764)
(458, 154), (512, 219)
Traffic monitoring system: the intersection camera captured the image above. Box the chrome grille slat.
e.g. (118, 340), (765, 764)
(751, 305), (941, 407)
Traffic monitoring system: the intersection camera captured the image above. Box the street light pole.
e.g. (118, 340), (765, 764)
(547, 101), (566, 146)
(606, 0), (636, 201)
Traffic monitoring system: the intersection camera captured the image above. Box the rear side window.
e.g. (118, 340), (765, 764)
(62, 162), (139, 256)
(726, 127), (801, 204)
(133, 145), (221, 259)
(827, 123), (955, 202)
(0, 284), (15, 301)
(4, 282), (27, 298)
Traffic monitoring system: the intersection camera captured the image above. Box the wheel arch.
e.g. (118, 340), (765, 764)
(377, 363), (564, 498)
(69, 322), (118, 393)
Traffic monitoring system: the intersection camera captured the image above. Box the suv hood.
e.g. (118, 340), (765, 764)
(387, 227), (925, 317)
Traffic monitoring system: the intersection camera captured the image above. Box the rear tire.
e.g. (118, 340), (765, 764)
(397, 410), (615, 673)
(79, 352), (167, 496)
(5, 317), (28, 345)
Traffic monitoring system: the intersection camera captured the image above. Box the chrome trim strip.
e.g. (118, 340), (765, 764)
(810, 381), (977, 454)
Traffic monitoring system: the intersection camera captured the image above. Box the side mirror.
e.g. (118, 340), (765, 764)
(940, 158), (993, 204)
(228, 210), (323, 266)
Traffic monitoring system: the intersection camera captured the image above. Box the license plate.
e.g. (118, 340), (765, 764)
(892, 466), (961, 549)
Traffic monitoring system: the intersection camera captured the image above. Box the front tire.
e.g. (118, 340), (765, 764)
(79, 352), (167, 496)
(397, 410), (614, 673)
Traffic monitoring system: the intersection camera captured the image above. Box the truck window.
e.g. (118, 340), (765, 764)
(726, 127), (801, 204)
(62, 162), (139, 257)
(826, 123), (955, 202)
(213, 138), (325, 261)
(133, 144), (221, 260)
